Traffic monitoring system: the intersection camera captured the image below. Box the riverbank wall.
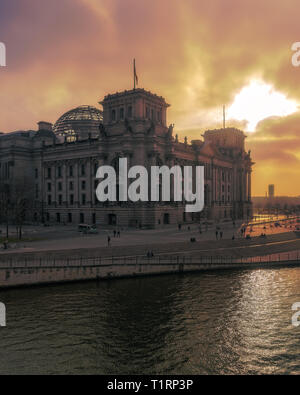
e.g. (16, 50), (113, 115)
(1, 254), (300, 288)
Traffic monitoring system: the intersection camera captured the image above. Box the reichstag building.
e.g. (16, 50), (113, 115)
(0, 88), (253, 228)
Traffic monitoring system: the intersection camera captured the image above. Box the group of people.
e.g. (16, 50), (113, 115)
(215, 229), (223, 240)
(113, 229), (121, 238)
(107, 229), (121, 246)
(240, 227), (247, 237)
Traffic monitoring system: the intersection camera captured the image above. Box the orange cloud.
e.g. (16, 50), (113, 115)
(1, 0), (300, 195)
(247, 112), (300, 196)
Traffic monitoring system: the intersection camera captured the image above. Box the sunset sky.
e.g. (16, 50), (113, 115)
(1, 0), (300, 196)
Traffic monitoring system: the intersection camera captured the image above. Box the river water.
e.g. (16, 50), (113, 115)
(0, 267), (300, 375)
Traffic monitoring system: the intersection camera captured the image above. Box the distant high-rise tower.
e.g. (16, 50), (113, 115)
(268, 184), (275, 198)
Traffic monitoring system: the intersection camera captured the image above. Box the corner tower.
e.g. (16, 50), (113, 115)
(100, 88), (170, 127)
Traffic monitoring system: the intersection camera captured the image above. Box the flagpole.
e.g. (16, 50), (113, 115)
(133, 59), (136, 90)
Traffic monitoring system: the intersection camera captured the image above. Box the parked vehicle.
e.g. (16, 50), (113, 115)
(78, 224), (99, 234)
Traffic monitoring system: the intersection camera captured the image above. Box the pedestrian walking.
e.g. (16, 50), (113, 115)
(107, 235), (111, 246)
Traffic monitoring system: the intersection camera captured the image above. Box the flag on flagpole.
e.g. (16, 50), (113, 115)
(134, 59), (138, 89)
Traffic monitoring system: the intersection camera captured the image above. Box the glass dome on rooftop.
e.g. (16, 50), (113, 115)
(53, 105), (103, 140)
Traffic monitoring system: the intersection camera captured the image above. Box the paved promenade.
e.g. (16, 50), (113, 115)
(1, 218), (300, 287)
(0, 223), (299, 263)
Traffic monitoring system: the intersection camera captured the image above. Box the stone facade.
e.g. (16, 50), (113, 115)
(0, 88), (253, 228)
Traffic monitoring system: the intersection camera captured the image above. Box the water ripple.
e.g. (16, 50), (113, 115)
(0, 267), (300, 374)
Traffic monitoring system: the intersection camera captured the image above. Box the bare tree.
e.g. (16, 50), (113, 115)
(10, 177), (34, 240)
(0, 176), (34, 240)
(0, 182), (11, 238)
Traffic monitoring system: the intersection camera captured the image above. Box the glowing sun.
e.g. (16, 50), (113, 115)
(227, 80), (299, 132)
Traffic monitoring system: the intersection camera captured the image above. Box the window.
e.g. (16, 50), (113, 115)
(80, 213), (84, 223)
(127, 106), (132, 118)
(70, 194), (74, 205)
(94, 163), (98, 176)
(81, 164), (85, 176)
(111, 109), (116, 122)
(56, 213), (61, 223)
(46, 213), (50, 222)
(47, 167), (51, 179)
(47, 183), (51, 192)
(57, 166), (62, 178)
(81, 180), (86, 190)
(68, 213), (72, 223)
(146, 106), (150, 118)
(4, 163), (9, 179)
(58, 195), (62, 205)
(82, 194), (86, 205)
(157, 110), (162, 122)
(35, 168), (38, 179)
(69, 181), (73, 191)
(47, 195), (52, 205)
(94, 180), (98, 190)
(92, 213), (96, 224)
(3, 163), (9, 179)
(151, 109), (155, 120)
(120, 107), (124, 120)
(58, 182), (62, 191)
(69, 165), (73, 177)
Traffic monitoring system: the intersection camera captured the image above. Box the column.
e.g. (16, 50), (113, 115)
(248, 170), (251, 201)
